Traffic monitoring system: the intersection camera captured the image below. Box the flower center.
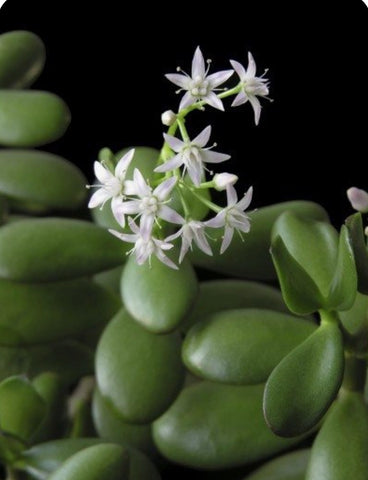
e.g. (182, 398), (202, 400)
(189, 77), (209, 97)
(140, 195), (159, 214)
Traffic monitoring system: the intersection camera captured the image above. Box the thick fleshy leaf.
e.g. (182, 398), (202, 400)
(0, 150), (87, 210)
(92, 388), (156, 458)
(47, 444), (129, 480)
(94, 265), (124, 296)
(0, 196), (7, 225)
(181, 279), (292, 333)
(153, 382), (306, 470)
(339, 291), (368, 336)
(345, 213), (368, 294)
(0, 90), (70, 147)
(96, 309), (185, 423)
(0, 31), (45, 88)
(245, 449), (310, 480)
(190, 201), (329, 280)
(0, 278), (120, 345)
(306, 391), (368, 480)
(0, 345), (29, 382)
(263, 322), (344, 437)
(0, 376), (46, 442)
(0, 218), (126, 282)
(183, 309), (316, 385)
(121, 255), (198, 333)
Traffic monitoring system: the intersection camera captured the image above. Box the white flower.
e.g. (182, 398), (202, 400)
(347, 187), (368, 213)
(109, 219), (178, 270)
(206, 185), (253, 254)
(87, 149), (135, 225)
(166, 46), (233, 111)
(161, 110), (176, 126)
(166, 220), (212, 263)
(213, 172), (238, 191)
(154, 125), (230, 186)
(230, 52), (270, 125)
(113, 168), (184, 237)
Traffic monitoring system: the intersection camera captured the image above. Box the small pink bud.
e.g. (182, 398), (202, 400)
(347, 187), (368, 213)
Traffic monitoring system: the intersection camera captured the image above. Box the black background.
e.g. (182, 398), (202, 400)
(1, 0), (368, 226)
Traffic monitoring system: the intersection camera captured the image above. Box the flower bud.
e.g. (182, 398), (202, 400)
(161, 110), (176, 126)
(347, 187), (368, 213)
(213, 172), (238, 191)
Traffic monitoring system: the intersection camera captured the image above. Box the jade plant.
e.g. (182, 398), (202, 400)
(0, 29), (367, 480)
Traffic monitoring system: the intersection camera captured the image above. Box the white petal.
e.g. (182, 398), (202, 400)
(192, 125), (211, 148)
(111, 196), (125, 227)
(115, 148), (135, 179)
(179, 237), (191, 263)
(165, 227), (184, 242)
(230, 60), (247, 81)
(207, 69), (234, 88)
(140, 214), (154, 240)
(127, 218), (140, 234)
(133, 168), (151, 197)
(108, 229), (137, 243)
(155, 248), (178, 270)
(205, 210), (226, 228)
(179, 91), (196, 111)
(193, 229), (213, 256)
(187, 162), (203, 187)
(165, 73), (190, 89)
(203, 92), (224, 111)
(221, 226), (234, 254)
(163, 133), (185, 152)
(155, 239), (174, 251)
(117, 200), (140, 215)
(201, 150), (231, 164)
(226, 185), (238, 206)
(247, 52), (257, 78)
(231, 90), (248, 107)
(191, 46), (205, 79)
(124, 179), (137, 196)
(248, 95), (262, 125)
(94, 161), (113, 184)
(88, 188), (111, 208)
(154, 154), (183, 173)
(159, 205), (184, 224)
(238, 186), (253, 211)
(154, 176), (177, 201)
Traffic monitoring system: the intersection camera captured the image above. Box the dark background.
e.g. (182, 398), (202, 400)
(1, 0), (368, 226)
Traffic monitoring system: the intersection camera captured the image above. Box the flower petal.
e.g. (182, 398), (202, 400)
(165, 73), (190, 89)
(133, 168), (151, 197)
(179, 91), (196, 111)
(230, 60), (247, 81)
(248, 95), (262, 125)
(154, 154), (183, 173)
(193, 229), (213, 256)
(179, 236), (191, 263)
(140, 214), (154, 240)
(111, 196), (125, 227)
(191, 46), (206, 79)
(201, 150), (231, 164)
(108, 229), (137, 243)
(94, 161), (113, 184)
(221, 225), (234, 254)
(88, 188), (111, 209)
(187, 161), (203, 186)
(127, 217), (140, 234)
(154, 176), (177, 201)
(207, 69), (234, 88)
(115, 148), (135, 179)
(238, 186), (253, 210)
(124, 179), (137, 196)
(159, 205), (184, 224)
(231, 90), (248, 107)
(205, 210), (226, 228)
(247, 52), (257, 78)
(204, 92), (224, 111)
(165, 227), (184, 242)
(155, 248), (178, 270)
(163, 133), (185, 152)
(226, 185), (238, 206)
(192, 125), (211, 148)
(117, 200), (140, 215)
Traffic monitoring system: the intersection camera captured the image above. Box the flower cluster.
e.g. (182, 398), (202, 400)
(88, 47), (270, 269)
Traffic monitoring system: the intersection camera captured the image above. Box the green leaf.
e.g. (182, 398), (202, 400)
(263, 322), (344, 437)
(153, 382), (307, 470)
(121, 255), (198, 333)
(183, 309), (316, 384)
(0, 31), (45, 88)
(306, 391), (368, 480)
(245, 449), (310, 480)
(339, 291), (368, 336)
(190, 201), (329, 280)
(0, 90), (71, 147)
(345, 213), (368, 294)
(0, 376), (46, 442)
(0, 150), (87, 210)
(96, 309), (185, 423)
(0, 218), (126, 282)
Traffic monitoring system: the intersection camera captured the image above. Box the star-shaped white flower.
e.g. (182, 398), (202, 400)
(154, 125), (230, 187)
(113, 168), (184, 237)
(206, 185), (253, 254)
(230, 52), (270, 125)
(166, 220), (212, 263)
(88, 149), (135, 226)
(166, 46), (233, 111)
(109, 219), (178, 270)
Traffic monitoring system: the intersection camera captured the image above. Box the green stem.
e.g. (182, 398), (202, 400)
(181, 182), (222, 213)
(319, 310), (339, 327)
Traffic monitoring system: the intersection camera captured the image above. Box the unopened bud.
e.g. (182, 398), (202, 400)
(161, 110), (176, 126)
(213, 172), (238, 191)
(347, 187), (368, 213)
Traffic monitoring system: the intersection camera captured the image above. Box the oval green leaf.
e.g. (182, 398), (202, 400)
(153, 382), (305, 470)
(121, 255), (198, 333)
(0, 90), (70, 147)
(0, 218), (126, 282)
(0, 31), (45, 88)
(0, 150), (86, 210)
(306, 391), (368, 480)
(96, 309), (185, 423)
(245, 449), (310, 480)
(183, 309), (316, 384)
(263, 322), (344, 437)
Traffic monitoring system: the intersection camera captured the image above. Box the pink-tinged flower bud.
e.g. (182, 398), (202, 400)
(161, 110), (176, 126)
(213, 172), (238, 191)
(347, 187), (368, 213)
